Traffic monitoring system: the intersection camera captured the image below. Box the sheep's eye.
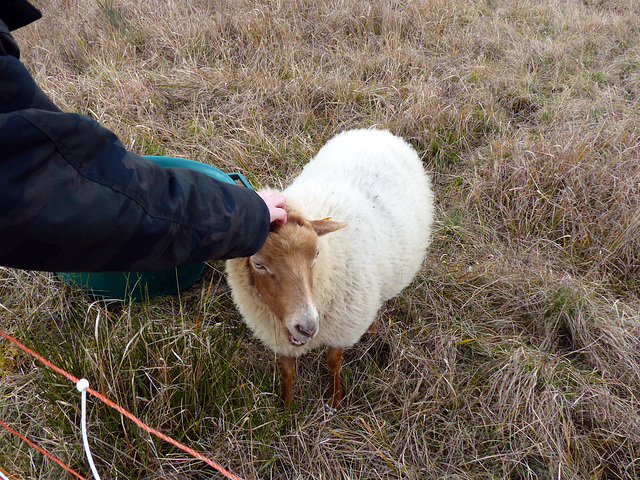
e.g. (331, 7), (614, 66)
(252, 261), (266, 271)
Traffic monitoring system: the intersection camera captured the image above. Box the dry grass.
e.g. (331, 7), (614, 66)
(2, 0), (640, 478)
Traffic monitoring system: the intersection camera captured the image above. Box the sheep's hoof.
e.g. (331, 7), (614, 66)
(280, 396), (294, 410)
(327, 390), (343, 410)
(324, 403), (338, 418)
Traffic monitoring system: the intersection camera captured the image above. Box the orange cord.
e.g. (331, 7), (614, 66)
(0, 329), (244, 480)
(0, 419), (87, 480)
(0, 462), (23, 480)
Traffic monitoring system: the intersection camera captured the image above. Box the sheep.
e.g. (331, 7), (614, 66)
(226, 129), (434, 408)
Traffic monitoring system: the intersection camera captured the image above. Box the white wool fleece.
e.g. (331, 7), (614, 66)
(226, 129), (435, 358)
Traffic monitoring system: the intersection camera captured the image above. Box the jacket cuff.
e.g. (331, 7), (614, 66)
(0, 0), (42, 31)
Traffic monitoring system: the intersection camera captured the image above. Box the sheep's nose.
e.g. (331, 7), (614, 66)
(287, 306), (319, 342)
(295, 323), (317, 338)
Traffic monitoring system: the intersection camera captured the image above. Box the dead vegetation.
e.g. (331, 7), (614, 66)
(2, 0), (640, 478)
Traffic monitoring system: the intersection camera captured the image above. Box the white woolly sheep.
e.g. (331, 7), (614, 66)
(226, 129), (434, 408)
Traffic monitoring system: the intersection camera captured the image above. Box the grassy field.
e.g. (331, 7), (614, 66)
(2, 0), (640, 478)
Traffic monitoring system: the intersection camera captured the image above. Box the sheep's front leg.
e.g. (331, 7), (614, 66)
(327, 346), (344, 408)
(280, 355), (296, 408)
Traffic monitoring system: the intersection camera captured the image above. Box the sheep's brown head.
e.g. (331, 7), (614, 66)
(248, 210), (347, 347)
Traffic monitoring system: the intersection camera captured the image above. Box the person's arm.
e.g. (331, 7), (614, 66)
(1, 55), (272, 273)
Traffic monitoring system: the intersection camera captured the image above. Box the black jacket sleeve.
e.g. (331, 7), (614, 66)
(0, 43), (269, 272)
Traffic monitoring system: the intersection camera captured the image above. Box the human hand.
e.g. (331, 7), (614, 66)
(257, 190), (287, 225)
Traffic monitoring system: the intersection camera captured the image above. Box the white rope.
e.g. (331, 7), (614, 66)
(0, 468), (11, 480)
(77, 379), (102, 480)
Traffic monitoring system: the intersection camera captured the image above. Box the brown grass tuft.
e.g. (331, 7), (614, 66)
(2, 0), (640, 478)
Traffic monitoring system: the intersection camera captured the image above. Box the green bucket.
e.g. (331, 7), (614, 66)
(57, 156), (252, 302)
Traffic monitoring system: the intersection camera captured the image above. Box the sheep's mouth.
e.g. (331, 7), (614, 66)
(288, 333), (307, 347)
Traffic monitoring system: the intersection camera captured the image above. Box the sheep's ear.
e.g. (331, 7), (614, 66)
(310, 218), (348, 236)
